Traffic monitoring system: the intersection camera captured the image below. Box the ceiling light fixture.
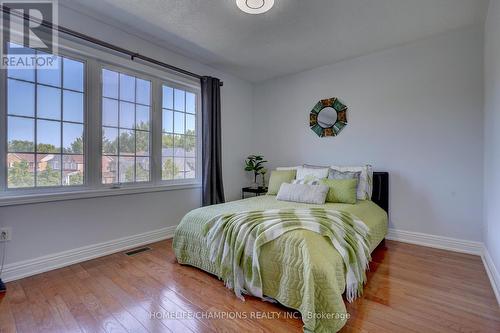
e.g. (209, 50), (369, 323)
(236, 0), (274, 14)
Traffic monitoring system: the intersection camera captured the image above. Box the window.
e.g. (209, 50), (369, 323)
(162, 85), (197, 180)
(101, 69), (152, 184)
(6, 44), (85, 189)
(1, 41), (200, 202)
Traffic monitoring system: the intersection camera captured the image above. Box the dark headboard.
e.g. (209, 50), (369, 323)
(371, 172), (389, 213)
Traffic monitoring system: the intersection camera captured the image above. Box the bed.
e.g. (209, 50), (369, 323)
(173, 172), (389, 333)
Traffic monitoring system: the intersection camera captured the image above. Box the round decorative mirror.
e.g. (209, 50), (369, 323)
(317, 107), (338, 128)
(309, 97), (348, 137)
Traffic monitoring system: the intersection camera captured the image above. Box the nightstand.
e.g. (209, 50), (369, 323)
(242, 187), (268, 199)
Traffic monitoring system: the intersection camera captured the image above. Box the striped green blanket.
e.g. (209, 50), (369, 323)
(203, 208), (371, 305)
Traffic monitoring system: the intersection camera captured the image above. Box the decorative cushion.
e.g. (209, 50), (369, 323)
(330, 165), (373, 200)
(320, 179), (358, 204)
(292, 178), (320, 185)
(276, 183), (329, 204)
(328, 169), (361, 182)
(267, 170), (297, 195)
(296, 166), (329, 181)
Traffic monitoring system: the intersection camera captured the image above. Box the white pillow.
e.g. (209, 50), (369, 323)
(276, 183), (329, 204)
(330, 165), (373, 200)
(303, 164), (329, 169)
(276, 166), (301, 171)
(296, 166), (329, 180)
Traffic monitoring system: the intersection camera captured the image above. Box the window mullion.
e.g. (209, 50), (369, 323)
(0, 56), (6, 192)
(196, 91), (202, 184)
(86, 58), (100, 188)
(60, 57), (64, 185)
(34, 54), (38, 187)
(151, 78), (162, 184)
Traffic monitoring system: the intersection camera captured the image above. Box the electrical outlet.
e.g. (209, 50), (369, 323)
(0, 227), (11, 241)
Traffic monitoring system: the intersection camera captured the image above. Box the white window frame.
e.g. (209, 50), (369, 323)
(158, 80), (202, 185)
(1, 47), (90, 191)
(0, 37), (202, 207)
(98, 63), (154, 186)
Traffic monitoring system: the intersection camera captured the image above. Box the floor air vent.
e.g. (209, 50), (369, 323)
(125, 247), (152, 256)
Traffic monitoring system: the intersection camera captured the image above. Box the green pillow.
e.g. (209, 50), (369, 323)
(267, 170), (297, 195)
(320, 179), (358, 204)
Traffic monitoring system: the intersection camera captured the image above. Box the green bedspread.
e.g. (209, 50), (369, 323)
(173, 195), (388, 333)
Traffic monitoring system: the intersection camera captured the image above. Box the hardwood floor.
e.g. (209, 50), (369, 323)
(0, 239), (499, 333)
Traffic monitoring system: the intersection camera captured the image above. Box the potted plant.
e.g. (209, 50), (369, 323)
(245, 155), (268, 189)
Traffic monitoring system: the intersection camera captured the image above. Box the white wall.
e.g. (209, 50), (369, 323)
(484, 0), (500, 278)
(0, 5), (254, 266)
(253, 26), (484, 241)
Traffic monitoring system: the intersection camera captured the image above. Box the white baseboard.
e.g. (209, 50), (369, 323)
(386, 228), (483, 255)
(482, 247), (500, 306)
(1, 225), (176, 283)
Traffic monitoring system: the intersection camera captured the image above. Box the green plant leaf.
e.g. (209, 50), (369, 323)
(244, 154), (267, 174)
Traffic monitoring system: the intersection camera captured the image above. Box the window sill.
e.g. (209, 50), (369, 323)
(0, 182), (202, 207)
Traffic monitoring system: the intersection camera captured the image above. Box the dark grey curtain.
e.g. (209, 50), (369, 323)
(201, 76), (225, 206)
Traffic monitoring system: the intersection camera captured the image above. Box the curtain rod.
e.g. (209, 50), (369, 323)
(1, 5), (223, 86)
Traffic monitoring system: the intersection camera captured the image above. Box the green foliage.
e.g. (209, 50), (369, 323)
(8, 140), (34, 152)
(136, 163), (150, 181)
(245, 155), (267, 173)
(136, 122), (150, 131)
(37, 165), (61, 186)
(162, 158), (179, 180)
(64, 137), (83, 154)
(11, 137), (83, 154)
(244, 155), (268, 183)
(101, 128), (183, 156)
(102, 131), (117, 154)
(123, 164), (135, 183)
(37, 143), (59, 153)
(119, 131), (135, 155)
(68, 172), (84, 185)
(8, 161), (34, 188)
(136, 132), (149, 154)
(124, 162), (150, 182)
(162, 130), (196, 151)
(185, 132), (196, 151)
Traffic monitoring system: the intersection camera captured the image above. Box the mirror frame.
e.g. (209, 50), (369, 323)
(309, 97), (348, 137)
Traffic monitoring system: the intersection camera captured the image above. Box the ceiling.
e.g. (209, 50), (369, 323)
(61, 0), (489, 82)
